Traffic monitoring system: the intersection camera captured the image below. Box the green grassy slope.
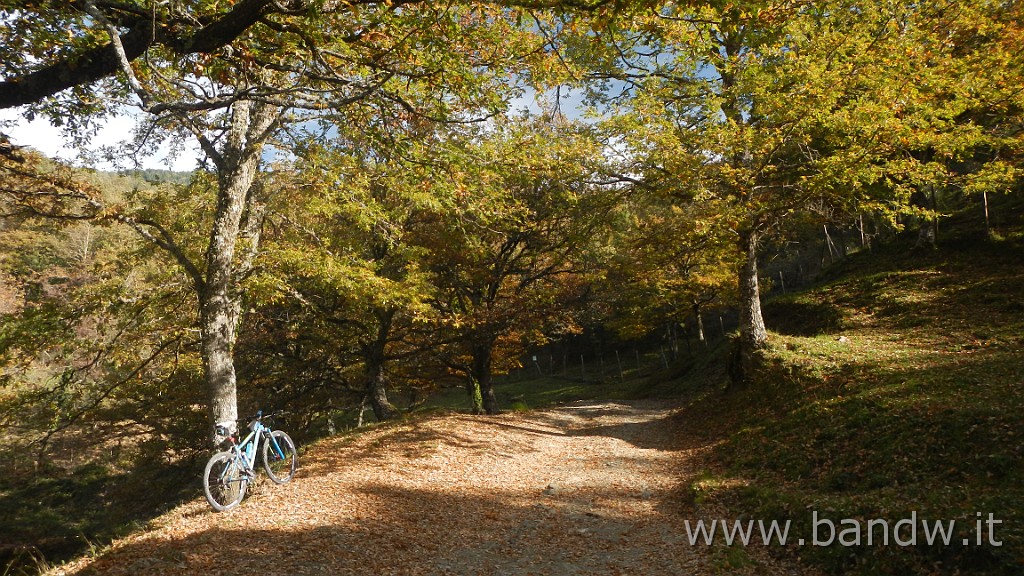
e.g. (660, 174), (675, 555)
(679, 216), (1024, 574)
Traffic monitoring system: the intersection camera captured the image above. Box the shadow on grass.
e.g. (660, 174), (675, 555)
(680, 331), (1024, 575)
(0, 459), (201, 576)
(762, 299), (845, 336)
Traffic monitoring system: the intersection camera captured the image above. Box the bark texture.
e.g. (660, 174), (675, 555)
(731, 230), (767, 386)
(364, 309), (399, 422)
(200, 100), (280, 443)
(693, 302), (706, 346)
(471, 341), (499, 415)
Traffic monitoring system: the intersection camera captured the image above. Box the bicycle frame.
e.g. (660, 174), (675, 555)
(205, 409), (296, 511)
(226, 414), (288, 471)
(232, 426), (260, 471)
(265, 425), (287, 461)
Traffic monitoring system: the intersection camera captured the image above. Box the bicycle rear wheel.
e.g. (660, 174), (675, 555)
(262, 430), (297, 484)
(204, 451), (248, 511)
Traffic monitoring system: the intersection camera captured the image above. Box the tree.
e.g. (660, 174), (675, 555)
(0, 0), (624, 111)
(898, 1), (1024, 242)
(250, 128), (445, 423)
(574, 0), (1015, 383)
(424, 114), (607, 414)
(3, 0), (572, 440)
(0, 152), (211, 463)
(601, 193), (736, 350)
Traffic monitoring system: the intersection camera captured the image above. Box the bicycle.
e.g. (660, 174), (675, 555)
(203, 409), (298, 511)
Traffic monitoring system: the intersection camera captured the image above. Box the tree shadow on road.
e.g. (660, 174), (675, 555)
(67, 481), (709, 576)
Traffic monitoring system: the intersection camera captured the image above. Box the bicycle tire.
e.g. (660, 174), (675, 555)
(204, 451), (248, 511)
(262, 430), (297, 484)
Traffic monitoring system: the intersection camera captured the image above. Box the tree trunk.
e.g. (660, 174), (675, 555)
(200, 100), (279, 444)
(357, 395), (369, 427)
(465, 376), (483, 415)
(200, 299), (239, 443)
(913, 187), (938, 251)
(667, 322), (679, 360)
(693, 301), (706, 346)
(732, 230), (767, 386)
(364, 308), (398, 422)
(365, 362), (398, 421)
(915, 221), (936, 249)
(983, 191), (991, 237)
(200, 165), (255, 441)
(471, 341), (498, 415)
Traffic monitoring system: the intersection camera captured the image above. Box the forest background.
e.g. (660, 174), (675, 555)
(1, 0), (1022, 574)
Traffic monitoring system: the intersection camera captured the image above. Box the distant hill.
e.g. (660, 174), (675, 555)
(118, 168), (194, 186)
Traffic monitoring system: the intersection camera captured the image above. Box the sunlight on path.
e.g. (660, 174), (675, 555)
(56, 401), (813, 576)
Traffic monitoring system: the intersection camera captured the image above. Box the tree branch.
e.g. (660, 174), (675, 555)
(0, 0), (619, 110)
(33, 335), (185, 457)
(114, 215), (207, 292)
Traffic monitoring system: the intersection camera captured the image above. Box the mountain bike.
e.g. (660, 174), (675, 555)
(203, 409), (298, 511)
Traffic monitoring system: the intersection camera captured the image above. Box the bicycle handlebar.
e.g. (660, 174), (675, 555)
(237, 409), (287, 423)
(216, 409), (282, 444)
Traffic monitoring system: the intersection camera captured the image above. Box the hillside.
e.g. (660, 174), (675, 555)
(670, 216), (1024, 574)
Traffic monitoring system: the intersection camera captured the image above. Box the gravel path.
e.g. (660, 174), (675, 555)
(56, 400), (815, 575)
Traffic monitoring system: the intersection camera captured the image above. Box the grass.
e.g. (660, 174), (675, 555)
(419, 343), (728, 415)
(673, 218), (1024, 574)
(0, 459), (198, 576)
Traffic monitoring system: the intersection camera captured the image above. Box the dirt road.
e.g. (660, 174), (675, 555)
(57, 401), (812, 575)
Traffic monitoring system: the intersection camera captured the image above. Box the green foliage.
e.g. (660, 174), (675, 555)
(2, 1), (1024, 573)
(421, 113), (614, 406)
(0, 160), (213, 572)
(0, 160), (210, 460)
(422, 365), (680, 414)
(599, 191), (738, 340)
(561, 0), (1024, 351)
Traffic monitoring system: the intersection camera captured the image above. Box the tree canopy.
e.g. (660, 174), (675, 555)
(1, 0), (1022, 476)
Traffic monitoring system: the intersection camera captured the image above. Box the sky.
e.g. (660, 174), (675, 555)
(0, 88), (586, 174)
(0, 107), (203, 172)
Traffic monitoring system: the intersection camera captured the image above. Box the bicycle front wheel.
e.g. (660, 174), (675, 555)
(262, 430), (297, 484)
(204, 451), (248, 511)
